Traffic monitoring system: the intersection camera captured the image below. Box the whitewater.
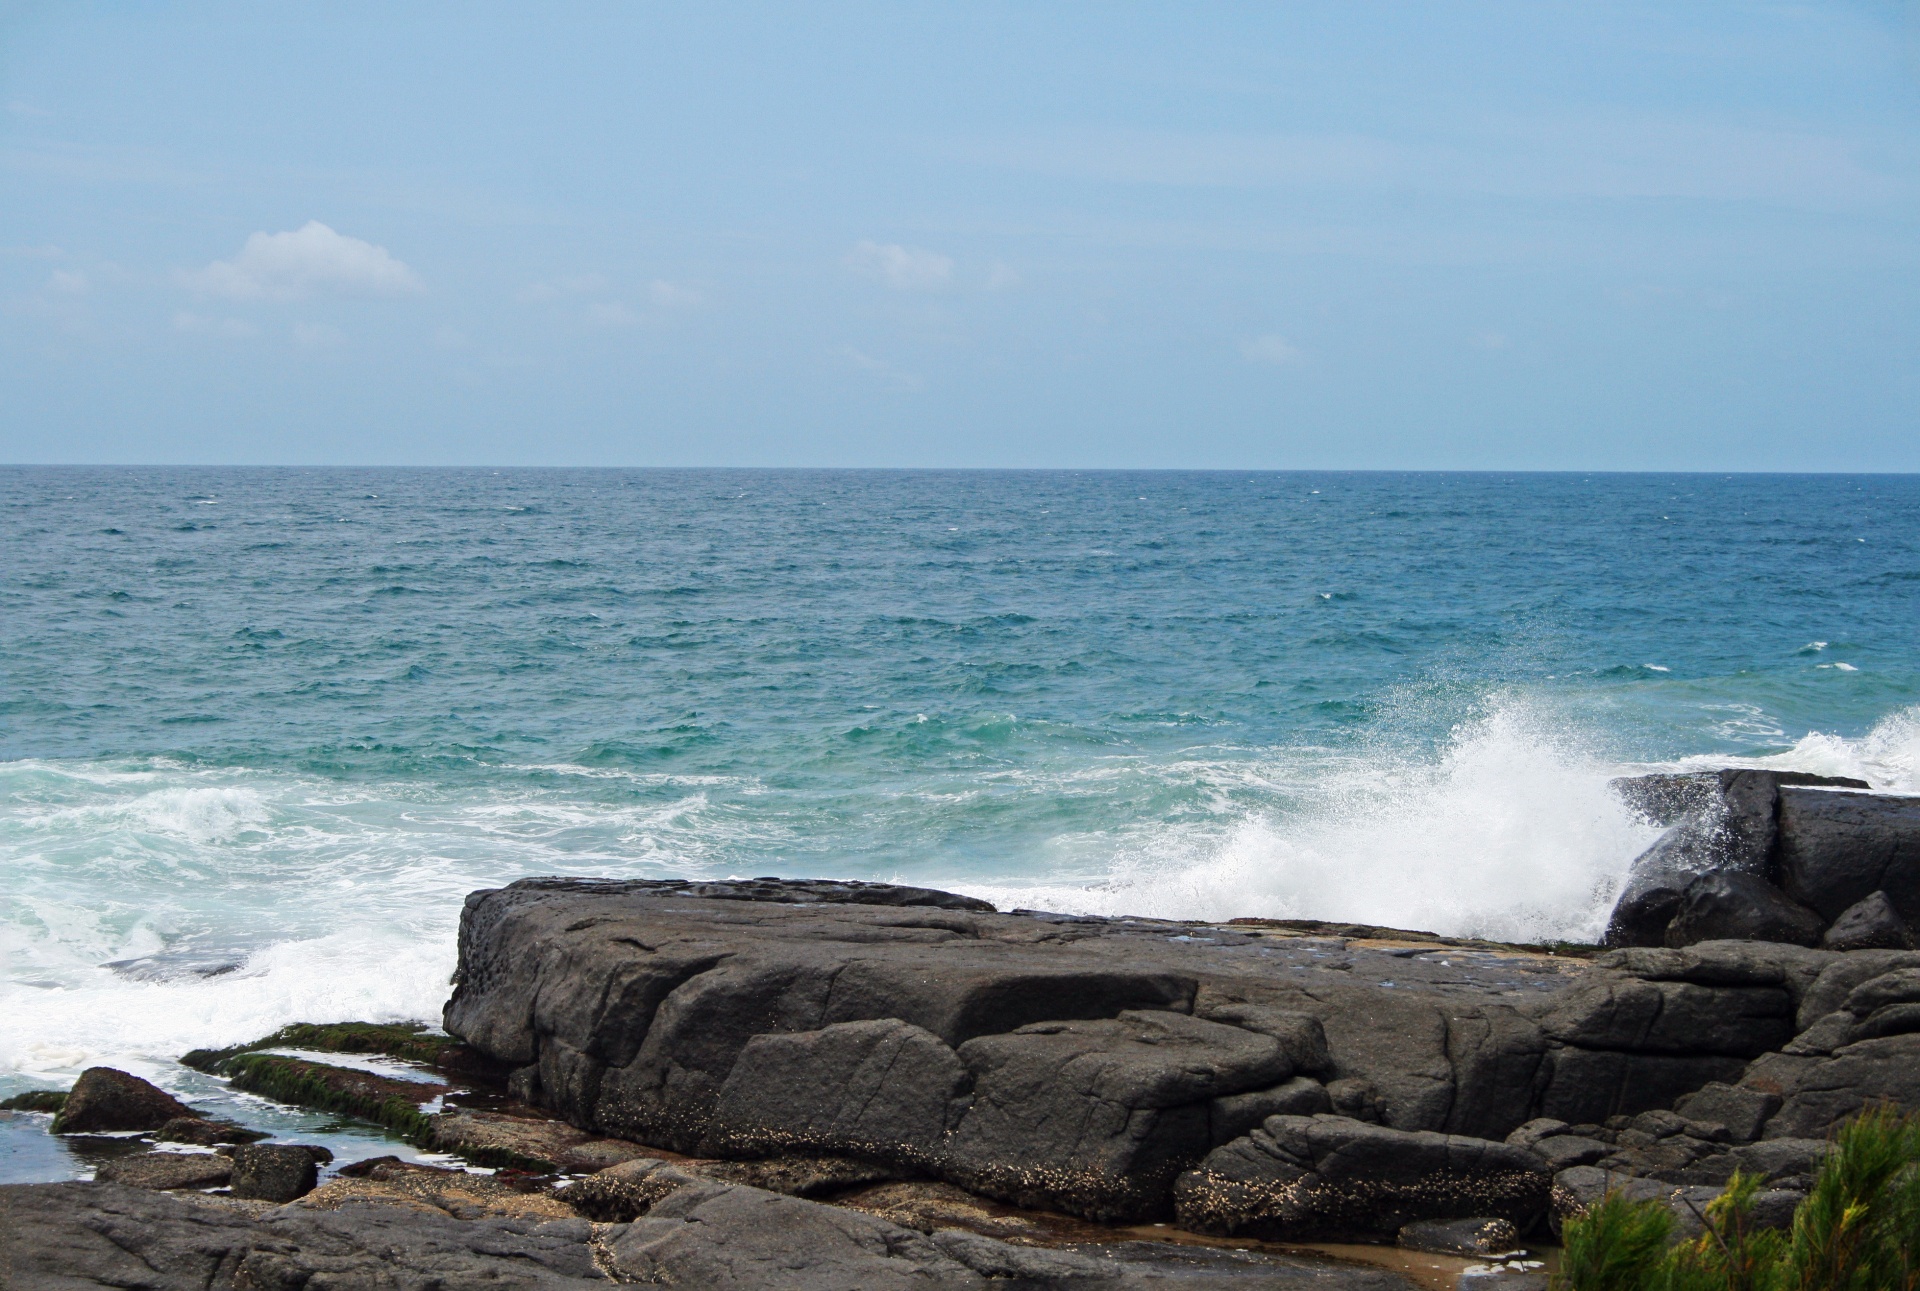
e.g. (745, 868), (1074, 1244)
(4, 467), (1918, 1101)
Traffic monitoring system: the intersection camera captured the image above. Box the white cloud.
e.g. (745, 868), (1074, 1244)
(292, 321), (344, 348)
(432, 325), (468, 349)
(173, 311), (256, 339)
(845, 241), (953, 290)
(47, 269), (88, 295)
(518, 273), (608, 303)
(985, 262), (1022, 292)
(840, 345), (923, 391)
(649, 279), (703, 308)
(1469, 330), (1509, 350)
(584, 301), (638, 327)
(7, 101), (51, 118)
(1241, 334), (1304, 365)
(182, 221), (423, 301)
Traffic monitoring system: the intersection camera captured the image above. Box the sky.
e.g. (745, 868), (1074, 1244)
(2, 2), (1918, 469)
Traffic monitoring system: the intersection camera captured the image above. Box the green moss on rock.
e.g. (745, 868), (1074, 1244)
(216, 1054), (447, 1145)
(181, 1021), (459, 1074)
(0, 1090), (68, 1114)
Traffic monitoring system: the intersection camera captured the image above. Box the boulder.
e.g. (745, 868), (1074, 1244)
(49, 1067), (195, 1134)
(1775, 789), (1920, 923)
(1670, 1082), (1780, 1142)
(1173, 1114), (1551, 1242)
(94, 1151), (233, 1191)
(442, 879), (1597, 1219)
(1822, 891), (1915, 951)
(153, 1117), (266, 1146)
(428, 1108), (657, 1173)
(229, 1143), (321, 1203)
(1755, 1033), (1920, 1139)
(944, 1010), (1290, 1219)
(1664, 873), (1824, 948)
(1604, 772), (1871, 947)
(1397, 1217), (1521, 1257)
(706, 1017), (969, 1165)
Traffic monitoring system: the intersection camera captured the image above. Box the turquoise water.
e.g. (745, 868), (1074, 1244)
(3, 467), (1918, 1108)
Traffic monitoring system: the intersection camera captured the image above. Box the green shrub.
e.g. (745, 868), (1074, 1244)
(1554, 1105), (1920, 1291)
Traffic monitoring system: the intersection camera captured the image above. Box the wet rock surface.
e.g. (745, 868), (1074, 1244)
(0, 1177), (1420, 1290)
(439, 876), (1920, 1231)
(49, 1067), (195, 1135)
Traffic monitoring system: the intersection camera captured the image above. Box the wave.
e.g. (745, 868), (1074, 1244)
(5, 702), (1919, 1085)
(954, 702), (1920, 943)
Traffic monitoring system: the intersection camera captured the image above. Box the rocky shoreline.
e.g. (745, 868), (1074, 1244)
(6, 771), (1920, 1288)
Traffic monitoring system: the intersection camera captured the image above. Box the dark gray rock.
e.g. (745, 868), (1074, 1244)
(1665, 873), (1824, 949)
(1397, 1216), (1520, 1257)
(1531, 973), (1793, 1056)
(153, 1116), (266, 1146)
(706, 1017), (968, 1164)
(1671, 1082), (1780, 1142)
(945, 1010), (1288, 1219)
(1527, 1135), (1612, 1171)
(1795, 950), (1920, 1028)
(1535, 1047), (1747, 1126)
(1210, 1077), (1332, 1146)
(49, 1066), (195, 1134)
(1729, 1137), (1831, 1182)
(1775, 789), (1920, 924)
(228, 1143), (319, 1202)
(94, 1151), (233, 1191)
(1604, 772), (1870, 947)
(1821, 891), (1914, 951)
(1174, 1114), (1551, 1242)
(442, 879), (1594, 1219)
(1757, 1034), (1920, 1139)
(1502, 1118), (1569, 1150)
(0, 1177), (1413, 1290)
(0, 1180), (612, 1289)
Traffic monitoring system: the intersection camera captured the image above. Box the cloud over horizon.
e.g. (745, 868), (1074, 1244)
(181, 222), (423, 301)
(845, 241), (953, 290)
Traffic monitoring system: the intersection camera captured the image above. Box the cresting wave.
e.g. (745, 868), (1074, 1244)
(3, 701), (1917, 1091)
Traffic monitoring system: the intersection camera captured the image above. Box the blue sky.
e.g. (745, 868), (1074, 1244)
(3, 2), (1917, 468)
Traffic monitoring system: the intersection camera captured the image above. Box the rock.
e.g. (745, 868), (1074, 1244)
(1527, 1135), (1611, 1171)
(442, 879), (1595, 1221)
(1821, 891), (1914, 951)
(1776, 789), (1920, 924)
(1756, 1034), (1920, 1139)
(1670, 1082), (1780, 1142)
(0, 1089), (66, 1114)
(1532, 973), (1793, 1057)
(49, 1067), (195, 1134)
(1397, 1216), (1521, 1257)
(1326, 1077), (1387, 1123)
(1728, 1137), (1831, 1182)
(1211, 1077), (1332, 1146)
(706, 1017), (969, 1165)
(94, 1151), (233, 1191)
(1173, 1114), (1551, 1242)
(1665, 873), (1824, 948)
(1199, 1003), (1334, 1075)
(0, 1180), (607, 1288)
(693, 1153), (905, 1197)
(944, 1010), (1290, 1219)
(836, 1179), (1049, 1239)
(228, 1143), (320, 1202)
(428, 1108), (657, 1173)
(1502, 1118), (1569, 1150)
(1604, 772), (1871, 947)
(153, 1116), (266, 1146)
(311, 1156), (578, 1222)
(1457, 1268), (1550, 1291)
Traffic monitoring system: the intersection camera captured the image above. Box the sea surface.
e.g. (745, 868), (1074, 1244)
(4, 467), (1919, 1176)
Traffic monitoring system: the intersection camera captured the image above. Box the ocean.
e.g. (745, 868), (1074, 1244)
(3, 467), (1918, 1172)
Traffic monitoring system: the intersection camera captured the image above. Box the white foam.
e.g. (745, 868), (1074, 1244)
(955, 701), (1658, 943)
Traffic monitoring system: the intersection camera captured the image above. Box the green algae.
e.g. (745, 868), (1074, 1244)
(215, 1053), (440, 1145)
(181, 1021), (459, 1074)
(0, 1090), (68, 1114)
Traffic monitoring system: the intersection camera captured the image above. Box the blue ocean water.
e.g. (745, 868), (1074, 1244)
(3, 467), (1918, 1114)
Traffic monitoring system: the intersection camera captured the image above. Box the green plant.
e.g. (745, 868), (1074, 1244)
(1554, 1105), (1920, 1291)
